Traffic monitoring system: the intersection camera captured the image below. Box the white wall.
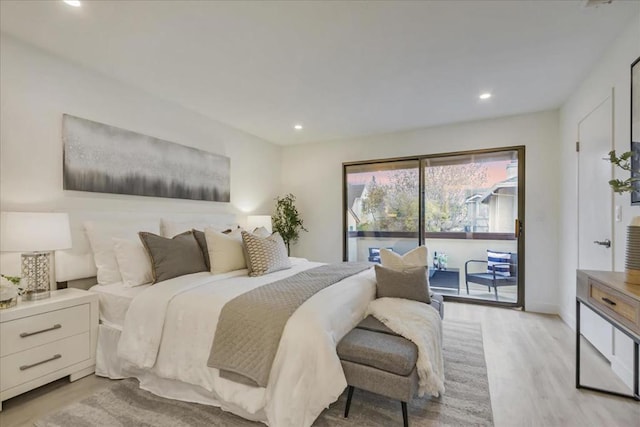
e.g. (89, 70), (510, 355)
(0, 35), (282, 273)
(281, 110), (560, 313)
(558, 16), (640, 328)
(558, 13), (640, 391)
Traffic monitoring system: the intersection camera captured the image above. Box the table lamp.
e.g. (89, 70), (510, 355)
(0, 212), (72, 300)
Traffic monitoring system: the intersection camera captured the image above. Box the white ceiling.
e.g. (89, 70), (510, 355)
(1, 1), (638, 145)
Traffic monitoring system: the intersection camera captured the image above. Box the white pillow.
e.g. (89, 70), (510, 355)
(113, 238), (153, 287)
(161, 218), (234, 238)
(380, 246), (428, 271)
(84, 220), (159, 285)
(204, 227), (247, 274)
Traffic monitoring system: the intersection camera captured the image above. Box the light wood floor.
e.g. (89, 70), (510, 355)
(1, 303), (638, 427)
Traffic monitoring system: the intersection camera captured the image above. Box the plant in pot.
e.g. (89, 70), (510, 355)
(606, 150), (640, 284)
(606, 150), (639, 194)
(272, 193), (308, 256)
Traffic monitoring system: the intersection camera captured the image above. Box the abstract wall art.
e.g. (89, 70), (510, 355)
(63, 114), (230, 202)
(631, 56), (640, 205)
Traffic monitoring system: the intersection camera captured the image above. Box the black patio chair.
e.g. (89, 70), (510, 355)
(464, 252), (517, 301)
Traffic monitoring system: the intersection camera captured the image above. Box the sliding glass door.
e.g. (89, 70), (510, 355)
(343, 147), (525, 308)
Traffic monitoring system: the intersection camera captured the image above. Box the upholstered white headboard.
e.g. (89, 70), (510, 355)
(55, 211), (237, 283)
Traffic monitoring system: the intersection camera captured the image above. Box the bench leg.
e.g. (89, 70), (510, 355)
(344, 386), (355, 418)
(494, 285), (499, 301)
(401, 401), (408, 427)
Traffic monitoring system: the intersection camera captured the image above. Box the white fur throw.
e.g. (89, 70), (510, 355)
(366, 297), (445, 397)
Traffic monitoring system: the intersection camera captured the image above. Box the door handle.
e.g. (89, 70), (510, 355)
(515, 219), (522, 238)
(593, 239), (611, 248)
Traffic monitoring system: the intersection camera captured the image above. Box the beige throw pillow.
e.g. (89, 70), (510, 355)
(204, 227), (247, 274)
(241, 231), (291, 277)
(380, 246), (428, 270)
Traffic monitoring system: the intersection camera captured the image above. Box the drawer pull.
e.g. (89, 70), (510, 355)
(19, 354), (62, 371)
(601, 297), (617, 306)
(19, 324), (62, 338)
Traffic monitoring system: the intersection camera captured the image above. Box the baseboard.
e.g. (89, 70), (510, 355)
(560, 307), (576, 331)
(525, 301), (559, 314)
(611, 355), (635, 391)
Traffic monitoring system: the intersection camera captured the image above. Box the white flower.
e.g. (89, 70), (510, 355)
(0, 276), (13, 287)
(0, 283), (18, 301)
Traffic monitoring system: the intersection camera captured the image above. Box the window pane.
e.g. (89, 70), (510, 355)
(345, 160), (419, 262)
(424, 154), (518, 234)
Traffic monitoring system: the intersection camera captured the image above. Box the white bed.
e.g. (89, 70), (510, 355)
(89, 281), (149, 330)
(56, 212), (377, 426)
(90, 258), (377, 427)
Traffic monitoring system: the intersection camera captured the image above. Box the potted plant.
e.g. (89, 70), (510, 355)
(272, 193), (308, 256)
(606, 150), (639, 194)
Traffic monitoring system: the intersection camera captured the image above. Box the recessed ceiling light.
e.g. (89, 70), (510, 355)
(293, 124), (303, 130)
(479, 92), (492, 100)
(63, 0), (81, 7)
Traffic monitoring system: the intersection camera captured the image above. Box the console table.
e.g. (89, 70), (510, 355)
(576, 270), (640, 400)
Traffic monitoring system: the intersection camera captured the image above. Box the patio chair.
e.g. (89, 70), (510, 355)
(368, 247), (393, 263)
(464, 251), (517, 301)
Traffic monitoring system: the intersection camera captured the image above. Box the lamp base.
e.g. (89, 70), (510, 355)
(22, 289), (50, 301)
(21, 252), (52, 300)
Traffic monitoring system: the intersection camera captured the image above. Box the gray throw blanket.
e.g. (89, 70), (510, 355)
(207, 262), (372, 387)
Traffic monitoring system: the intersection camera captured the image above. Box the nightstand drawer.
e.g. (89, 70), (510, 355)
(0, 304), (90, 357)
(0, 331), (90, 392)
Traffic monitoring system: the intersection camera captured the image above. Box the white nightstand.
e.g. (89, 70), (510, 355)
(0, 288), (98, 410)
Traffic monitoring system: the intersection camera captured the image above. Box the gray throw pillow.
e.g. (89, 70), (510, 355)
(191, 229), (211, 271)
(139, 231), (207, 283)
(374, 264), (431, 304)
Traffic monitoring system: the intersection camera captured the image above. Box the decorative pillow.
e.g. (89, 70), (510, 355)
(252, 226), (272, 238)
(374, 264), (431, 304)
(192, 228), (235, 271)
(241, 231), (291, 277)
(204, 227), (247, 274)
(113, 238), (153, 287)
(380, 246), (428, 271)
(138, 231), (207, 283)
(487, 250), (511, 277)
(84, 220), (160, 285)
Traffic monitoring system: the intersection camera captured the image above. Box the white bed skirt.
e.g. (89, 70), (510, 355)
(95, 323), (267, 423)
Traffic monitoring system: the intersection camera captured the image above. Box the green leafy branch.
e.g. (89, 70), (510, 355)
(1, 274), (20, 286)
(607, 150), (640, 194)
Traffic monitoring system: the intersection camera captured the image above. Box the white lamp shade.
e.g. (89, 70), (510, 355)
(247, 215), (272, 233)
(1, 212), (72, 252)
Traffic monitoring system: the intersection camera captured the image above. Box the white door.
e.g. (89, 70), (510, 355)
(577, 95), (613, 360)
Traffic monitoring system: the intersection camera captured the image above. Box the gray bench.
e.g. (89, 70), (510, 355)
(337, 294), (444, 427)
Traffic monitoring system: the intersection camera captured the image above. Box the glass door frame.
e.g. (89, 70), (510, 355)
(342, 145), (526, 309)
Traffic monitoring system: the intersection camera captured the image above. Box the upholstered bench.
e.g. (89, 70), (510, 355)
(337, 293), (444, 427)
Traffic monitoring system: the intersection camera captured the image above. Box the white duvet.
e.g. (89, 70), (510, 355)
(117, 259), (376, 427)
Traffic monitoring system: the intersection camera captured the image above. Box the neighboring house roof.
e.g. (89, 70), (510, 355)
(478, 176), (518, 203)
(347, 183), (366, 224)
(348, 184), (365, 209)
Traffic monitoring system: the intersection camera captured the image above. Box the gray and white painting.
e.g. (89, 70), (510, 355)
(63, 115), (230, 202)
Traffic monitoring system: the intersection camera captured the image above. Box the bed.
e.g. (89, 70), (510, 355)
(57, 213), (376, 427)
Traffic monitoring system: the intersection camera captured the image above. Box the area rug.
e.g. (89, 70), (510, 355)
(35, 320), (493, 427)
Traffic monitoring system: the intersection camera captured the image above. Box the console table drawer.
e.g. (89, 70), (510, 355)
(589, 279), (640, 332)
